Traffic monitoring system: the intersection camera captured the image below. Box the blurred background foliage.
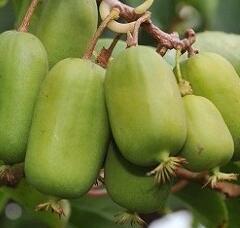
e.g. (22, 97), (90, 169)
(126, 0), (240, 35)
(0, 0), (240, 227)
(1, 0), (240, 38)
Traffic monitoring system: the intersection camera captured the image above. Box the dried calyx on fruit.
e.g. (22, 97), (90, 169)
(105, 46), (187, 184)
(174, 50), (238, 188)
(105, 143), (171, 225)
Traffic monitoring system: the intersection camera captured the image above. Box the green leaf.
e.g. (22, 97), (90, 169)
(226, 198), (240, 228)
(210, 0), (240, 33)
(172, 183), (228, 228)
(69, 195), (132, 228)
(1, 180), (70, 228)
(0, 1), (15, 32)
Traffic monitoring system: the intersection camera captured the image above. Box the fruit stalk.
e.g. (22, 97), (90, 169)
(126, 11), (151, 47)
(175, 47), (193, 96)
(18, 0), (40, 32)
(96, 34), (122, 68)
(83, 7), (120, 60)
(175, 49), (183, 83)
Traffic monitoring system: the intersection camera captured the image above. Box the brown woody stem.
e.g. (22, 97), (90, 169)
(101, 0), (198, 56)
(127, 12), (151, 47)
(83, 8), (120, 60)
(96, 34), (122, 68)
(174, 167), (240, 198)
(1, 163), (240, 198)
(18, 0), (40, 32)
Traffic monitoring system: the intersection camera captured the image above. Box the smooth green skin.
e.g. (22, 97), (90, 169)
(194, 32), (240, 75)
(105, 143), (171, 214)
(180, 52), (240, 160)
(105, 46), (187, 167)
(33, 0), (97, 67)
(25, 59), (109, 198)
(0, 30), (48, 164)
(180, 95), (234, 172)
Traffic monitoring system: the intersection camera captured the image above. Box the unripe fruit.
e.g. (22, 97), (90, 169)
(0, 30), (48, 164)
(180, 95), (234, 172)
(180, 52), (240, 160)
(25, 59), (109, 198)
(105, 143), (171, 213)
(194, 32), (240, 75)
(105, 46), (187, 167)
(33, 0), (98, 67)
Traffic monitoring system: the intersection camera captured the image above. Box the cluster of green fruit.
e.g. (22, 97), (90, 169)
(1, 0), (240, 220)
(104, 45), (240, 214)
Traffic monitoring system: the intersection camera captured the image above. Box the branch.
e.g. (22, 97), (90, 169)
(174, 167), (240, 198)
(214, 182), (240, 198)
(83, 7), (120, 60)
(87, 167), (240, 198)
(1, 162), (240, 198)
(18, 0), (40, 32)
(126, 12), (151, 47)
(101, 0), (198, 56)
(175, 167), (208, 180)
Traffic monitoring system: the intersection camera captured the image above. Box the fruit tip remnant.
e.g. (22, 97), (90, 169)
(204, 171), (239, 189)
(114, 211), (146, 226)
(35, 200), (66, 218)
(147, 157), (187, 184)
